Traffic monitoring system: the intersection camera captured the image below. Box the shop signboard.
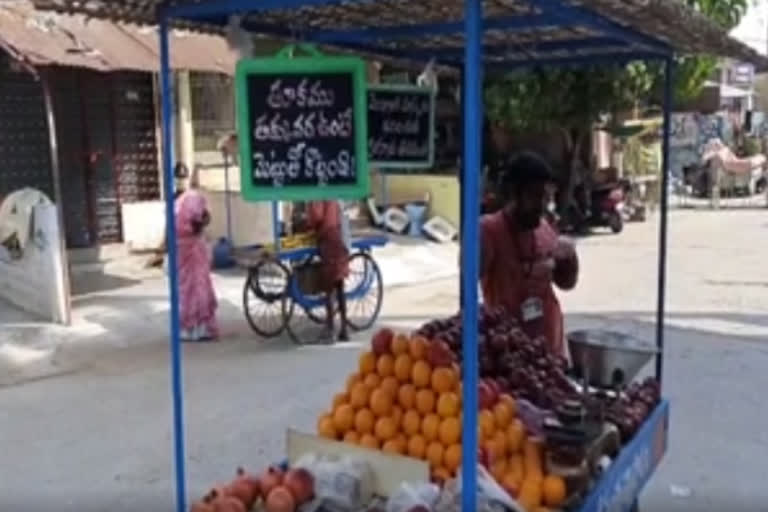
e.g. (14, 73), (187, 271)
(235, 49), (369, 201)
(367, 84), (435, 169)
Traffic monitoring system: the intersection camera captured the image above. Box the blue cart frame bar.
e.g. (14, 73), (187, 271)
(154, 0), (678, 510)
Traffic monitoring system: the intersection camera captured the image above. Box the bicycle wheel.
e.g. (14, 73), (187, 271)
(345, 252), (383, 331)
(290, 257), (328, 325)
(283, 274), (328, 345)
(242, 258), (291, 337)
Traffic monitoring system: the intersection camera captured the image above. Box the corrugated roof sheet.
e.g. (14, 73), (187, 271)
(27, 0), (768, 71)
(0, 1), (237, 73)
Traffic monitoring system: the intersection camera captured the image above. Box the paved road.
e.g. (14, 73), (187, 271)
(1, 209), (767, 511)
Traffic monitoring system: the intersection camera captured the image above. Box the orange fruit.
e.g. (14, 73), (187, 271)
(542, 475), (567, 507)
(333, 392), (349, 408)
(483, 437), (503, 464)
(397, 384), (417, 409)
(407, 434), (427, 458)
(359, 351), (376, 374)
(432, 466), (451, 484)
(493, 430), (509, 456)
(443, 443), (462, 473)
(499, 393), (517, 416)
(374, 416), (398, 441)
(363, 373), (381, 390)
(501, 471), (521, 497)
(369, 388), (393, 417)
(507, 454), (524, 481)
(343, 431), (360, 444)
(438, 416), (461, 445)
(391, 405), (404, 427)
(518, 477), (542, 510)
(490, 458), (507, 483)
(431, 367), (457, 393)
(393, 353), (413, 382)
(377, 354), (395, 377)
(408, 336), (428, 360)
(425, 441), (444, 468)
(360, 433), (379, 450)
(317, 416), (337, 439)
(391, 333), (409, 356)
(346, 372), (362, 391)
(507, 419), (525, 453)
(354, 408), (375, 435)
(479, 409), (496, 439)
(381, 376), (400, 397)
(402, 410), (421, 436)
(421, 413), (440, 441)
(524, 437), (544, 474)
(349, 382), (370, 409)
(394, 433), (408, 453)
(411, 360), (432, 388)
(436, 392), (460, 418)
(415, 388), (436, 415)
(332, 404), (355, 432)
(382, 439), (401, 455)
(493, 401), (514, 429)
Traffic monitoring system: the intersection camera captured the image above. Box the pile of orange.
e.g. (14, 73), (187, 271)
(317, 330), (567, 512)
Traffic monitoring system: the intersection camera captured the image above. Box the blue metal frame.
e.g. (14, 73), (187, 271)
(310, 14), (554, 43)
(460, 0), (482, 509)
(656, 57), (674, 383)
(578, 400), (670, 512)
(156, 0), (676, 509)
(158, 16), (187, 512)
(412, 37), (632, 61)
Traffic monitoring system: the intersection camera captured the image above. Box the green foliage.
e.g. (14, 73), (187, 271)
(484, 62), (652, 131)
(485, 0), (752, 126)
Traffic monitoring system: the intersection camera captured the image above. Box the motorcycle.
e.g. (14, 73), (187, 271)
(563, 181), (626, 234)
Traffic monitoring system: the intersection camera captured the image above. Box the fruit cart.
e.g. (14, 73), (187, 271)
(233, 233), (387, 343)
(37, 1), (766, 511)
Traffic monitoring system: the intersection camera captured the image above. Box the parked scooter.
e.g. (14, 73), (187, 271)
(562, 181), (626, 234)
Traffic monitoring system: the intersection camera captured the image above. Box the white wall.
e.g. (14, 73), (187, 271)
(0, 203), (69, 323)
(202, 190), (275, 247)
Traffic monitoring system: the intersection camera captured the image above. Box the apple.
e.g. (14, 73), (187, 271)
(371, 328), (393, 356)
(478, 381), (495, 409)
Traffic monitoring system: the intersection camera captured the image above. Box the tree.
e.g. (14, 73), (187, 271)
(484, 63), (653, 210)
(483, 0), (751, 209)
(659, 0), (751, 104)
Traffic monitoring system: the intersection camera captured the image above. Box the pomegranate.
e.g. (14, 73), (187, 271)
(426, 340), (453, 368)
(265, 485), (296, 512)
(283, 467), (314, 504)
(227, 478), (256, 509)
(371, 328), (393, 355)
(478, 381), (495, 410)
(208, 490), (246, 512)
(258, 466), (284, 497)
(233, 467), (260, 506)
(190, 495), (215, 512)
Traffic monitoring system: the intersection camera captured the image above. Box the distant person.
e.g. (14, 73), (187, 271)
(306, 200), (350, 342)
(479, 152), (579, 356)
(175, 165), (218, 341)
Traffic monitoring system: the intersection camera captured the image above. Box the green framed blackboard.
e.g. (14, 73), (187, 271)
(367, 84), (435, 169)
(235, 51), (369, 201)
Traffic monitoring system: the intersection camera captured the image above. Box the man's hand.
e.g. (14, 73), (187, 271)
(553, 238), (578, 290)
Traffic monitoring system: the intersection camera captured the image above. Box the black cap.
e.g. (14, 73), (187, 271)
(497, 151), (554, 196)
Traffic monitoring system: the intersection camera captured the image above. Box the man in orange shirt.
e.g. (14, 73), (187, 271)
(479, 152), (579, 356)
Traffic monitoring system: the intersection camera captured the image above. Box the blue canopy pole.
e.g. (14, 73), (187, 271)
(158, 15), (188, 512)
(461, 0), (482, 509)
(655, 56), (674, 384)
(459, 64), (466, 306)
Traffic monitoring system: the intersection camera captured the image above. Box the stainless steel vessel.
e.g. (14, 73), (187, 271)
(567, 330), (658, 388)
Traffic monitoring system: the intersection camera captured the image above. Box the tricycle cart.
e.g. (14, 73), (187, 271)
(38, 1), (766, 511)
(234, 234), (387, 344)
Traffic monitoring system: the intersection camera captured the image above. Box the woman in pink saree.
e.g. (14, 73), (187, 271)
(175, 167), (218, 341)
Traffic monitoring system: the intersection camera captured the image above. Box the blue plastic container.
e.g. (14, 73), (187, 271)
(404, 203), (427, 237)
(212, 237), (235, 269)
